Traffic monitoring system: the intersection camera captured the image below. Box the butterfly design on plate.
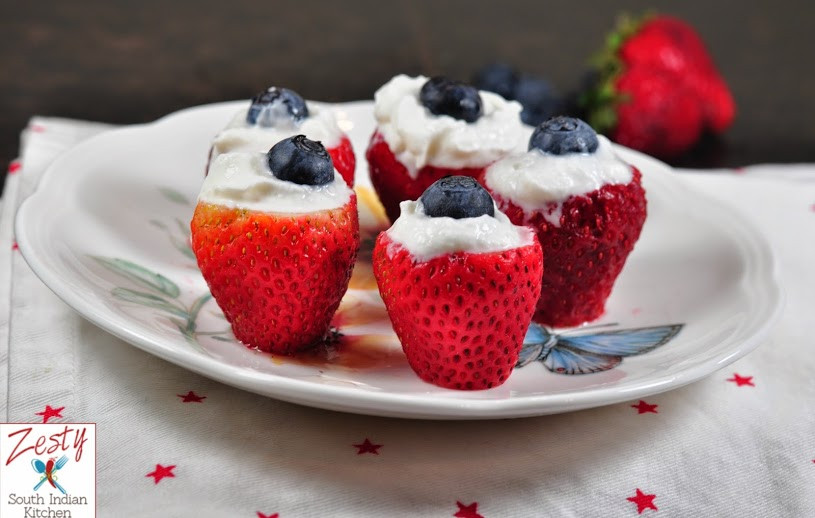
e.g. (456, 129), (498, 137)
(516, 322), (684, 375)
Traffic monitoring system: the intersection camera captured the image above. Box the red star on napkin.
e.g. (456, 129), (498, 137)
(631, 400), (658, 414)
(454, 501), (484, 518)
(727, 373), (754, 387)
(627, 488), (657, 514)
(146, 464), (176, 484)
(30, 124), (46, 133)
(35, 405), (64, 423)
(256, 513), (279, 518)
(8, 160), (21, 174)
(178, 391), (206, 403)
(11, 241), (18, 251)
(353, 438), (382, 455)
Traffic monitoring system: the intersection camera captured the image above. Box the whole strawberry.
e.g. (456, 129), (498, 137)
(373, 176), (542, 390)
(581, 14), (735, 158)
(192, 135), (359, 354)
(483, 117), (646, 327)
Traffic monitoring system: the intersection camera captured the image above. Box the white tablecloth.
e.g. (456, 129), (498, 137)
(2, 118), (813, 516)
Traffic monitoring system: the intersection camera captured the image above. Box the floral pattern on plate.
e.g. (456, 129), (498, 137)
(92, 186), (683, 375)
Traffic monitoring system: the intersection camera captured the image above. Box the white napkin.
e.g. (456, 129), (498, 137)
(3, 119), (814, 517)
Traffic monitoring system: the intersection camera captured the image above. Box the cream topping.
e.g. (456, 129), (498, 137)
(199, 152), (351, 213)
(484, 135), (633, 225)
(385, 200), (534, 262)
(373, 75), (525, 176)
(210, 101), (343, 160)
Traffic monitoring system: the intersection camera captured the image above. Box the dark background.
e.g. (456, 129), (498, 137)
(2, 1), (813, 181)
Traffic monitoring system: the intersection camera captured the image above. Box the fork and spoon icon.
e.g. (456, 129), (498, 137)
(31, 455), (68, 494)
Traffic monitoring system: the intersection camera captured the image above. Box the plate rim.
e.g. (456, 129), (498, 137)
(15, 100), (785, 419)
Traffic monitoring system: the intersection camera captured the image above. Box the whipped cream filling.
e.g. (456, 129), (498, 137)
(484, 136), (634, 226)
(210, 101), (343, 160)
(373, 74), (525, 177)
(385, 200), (534, 262)
(199, 152), (352, 213)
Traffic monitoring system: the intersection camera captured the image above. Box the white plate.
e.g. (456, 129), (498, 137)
(16, 101), (783, 419)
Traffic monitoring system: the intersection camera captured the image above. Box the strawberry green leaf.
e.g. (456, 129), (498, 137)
(581, 11), (653, 134)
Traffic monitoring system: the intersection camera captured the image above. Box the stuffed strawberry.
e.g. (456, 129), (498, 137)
(366, 75), (525, 222)
(581, 14), (735, 158)
(209, 87), (356, 186)
(192, 135), (359, 354)
(373, 176), (542, 390)
(482, 117), (646, 327)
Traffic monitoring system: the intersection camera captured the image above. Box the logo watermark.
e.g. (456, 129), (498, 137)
(1, 424), (95, 518)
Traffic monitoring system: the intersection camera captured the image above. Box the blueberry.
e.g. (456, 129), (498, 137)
(515, 76), (562, 126)
(529, 116), (599, 155)
(419, 77), (483, 123)
(473, 63), (519, 101)
(419, 176), (494, 219)
(247, 87), (309, 127)
(267, 135), (334, 186)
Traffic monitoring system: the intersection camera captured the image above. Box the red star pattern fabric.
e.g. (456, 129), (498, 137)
(146, 464), (176, 484)
(627, 488), (657, 514)
(353, 438), (382, 455)
(454, 501), (484, 518)
(13, 108), (815, 518)
(631, 400), (659, 414)
(727, 373), (755, 387)
(178, 390), (206, 403)
(35, 405), (64, 423)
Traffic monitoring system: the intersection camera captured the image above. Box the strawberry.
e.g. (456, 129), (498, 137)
(618, 16), (717, 76)
(372, 176), (543, 390)
(192, 136), (359, 353)
(687, 74), (735, 134)
(326, 136), (356, 187)
(365, 131), (486, 222)
(482, 117), (647, 327)
(488, 168), (646, 327)
(613, 67), (704, 158)
(374, 234), (542, 389)
(581, 14), (735, 158)
(192, 199), (358, 353)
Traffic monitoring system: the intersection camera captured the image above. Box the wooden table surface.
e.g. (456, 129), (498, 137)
(2, 0), (813, 184)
